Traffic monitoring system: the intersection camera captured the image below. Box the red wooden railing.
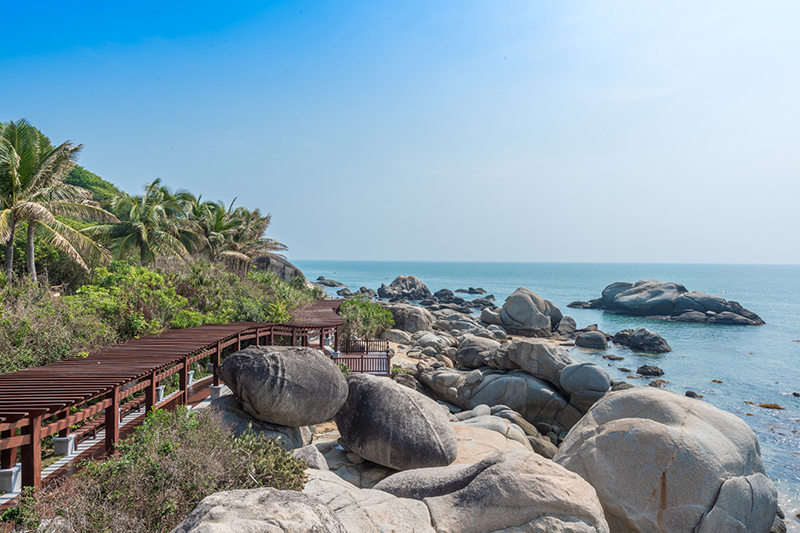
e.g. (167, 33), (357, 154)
(340, 339), (389, 354)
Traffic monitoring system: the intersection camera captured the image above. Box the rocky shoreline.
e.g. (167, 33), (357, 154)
(172, 274), (786, 533)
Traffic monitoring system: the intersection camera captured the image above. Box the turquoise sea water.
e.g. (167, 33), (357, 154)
(295, 260), (800, 528)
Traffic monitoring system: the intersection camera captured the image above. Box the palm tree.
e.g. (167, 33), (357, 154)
(0, 119), (115, 281)
(188, 198), (243, 262)
(225, 207), (287, 273)
(84, 179), (199, 264)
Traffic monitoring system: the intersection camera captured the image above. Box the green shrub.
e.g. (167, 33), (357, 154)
(339, 296), (394, 341)
(0, 282), (115, 373)
(0, 258), (326, 373)
(337, 361), (351, 376)
(10, 407), (306, 533)
(391, 365), (413, 376)
(77, 262), (189, 339)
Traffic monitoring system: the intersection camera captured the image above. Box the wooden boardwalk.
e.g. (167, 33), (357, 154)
(0, 299), (392, 496)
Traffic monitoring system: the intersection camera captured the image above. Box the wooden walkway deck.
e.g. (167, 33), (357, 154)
(0, 299), (392, 496)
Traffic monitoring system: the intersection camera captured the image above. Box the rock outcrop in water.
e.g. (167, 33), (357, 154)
(567, 279), (765, 325)
(613, 328), (671, 353)
(378, 275), (432, 301)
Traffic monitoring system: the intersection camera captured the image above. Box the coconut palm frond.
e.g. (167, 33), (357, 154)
(32, 221), (89, 271)
(0, 209), (14, 242)
(48, 201), (118, 223)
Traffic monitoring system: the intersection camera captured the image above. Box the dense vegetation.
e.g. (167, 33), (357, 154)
(65, 165), (120, 203)
(8, 407), (307, 532)
(0, 118), (322, 374)
(339, 295), (394, 341)
(0, 259), (322, 374)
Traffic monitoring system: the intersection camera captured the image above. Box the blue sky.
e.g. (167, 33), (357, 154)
(2, 1), (799, 263)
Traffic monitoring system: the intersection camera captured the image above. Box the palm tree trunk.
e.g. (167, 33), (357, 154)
(27, 221), (37, 282)
(4, 220), (15, 281)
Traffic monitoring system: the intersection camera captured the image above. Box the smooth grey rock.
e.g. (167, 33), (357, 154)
(637, 365), (664, 377)
(528, 435), (559, 459)
(559, 362), (612, 413)
(415, 331), (457, 351)
(335, 374), (458, 470)
(383, 303), (435, 333)
(356, 286), (377, 298)
(487, 325), (508, 340)
(597, 280), (764, 325)
(315, 277), (347, 288)
(455, 335), (502, 368)
(506, 338), (574, 385)
(292, 444), (328, 471)
(418, 366), (583, 432)
(498, 287), (563, 336)
(480, 307), (501, 325)
(557, 315), (578, 335)
(554, 388), (778, 533)
(211, 392), (312, 449)
(613, 328), (671, 353)
(316, 440), (396, 489)
(253, 255), (305, 283)
(304, 469), (435, 532)
(379, 328), (413, 344)
(575, 331), (608, 350)
(170, 488), (346, 533)
(453, 415), (532, 450)
(374, 450), (610, 533)
(378, 275), (432, 301)
(218, 346), (347, 427)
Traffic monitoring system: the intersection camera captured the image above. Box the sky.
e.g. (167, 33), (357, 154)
(2, 1), (799, 264)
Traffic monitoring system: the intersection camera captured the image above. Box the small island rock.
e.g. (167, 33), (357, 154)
(592, 280), (764, 325)
(613, 328), (671, 353)
(378, 275), (432, 301)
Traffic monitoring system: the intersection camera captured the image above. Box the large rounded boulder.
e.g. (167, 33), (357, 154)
(171, 487), (347, 533)
(497, 287), (563, 337)
(335, 374), (458, 470)
(374, 450), (610, 533)
(218, 346), (348, 427)
(383, 303), (435, 333)
(455, 335), (502, 368)
(558, 362), (611, 413)
(506, 338), (574, 384)
(418, 366), (583, 433)
(553, 387), (778, 533)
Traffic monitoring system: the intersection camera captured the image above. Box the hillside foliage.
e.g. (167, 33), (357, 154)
(0, 119), (323, 374)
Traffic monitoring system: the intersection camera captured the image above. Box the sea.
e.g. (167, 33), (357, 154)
(295, 260), (800, 528)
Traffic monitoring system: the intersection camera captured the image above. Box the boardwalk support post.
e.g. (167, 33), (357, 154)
(210, 341), (224, 399)
(1, 428), (18, 469)
(105, 386), (120, 455)
(179, 356), (189, 406)
(21, 413), (43, 488)
(146, 370), (157, 411)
